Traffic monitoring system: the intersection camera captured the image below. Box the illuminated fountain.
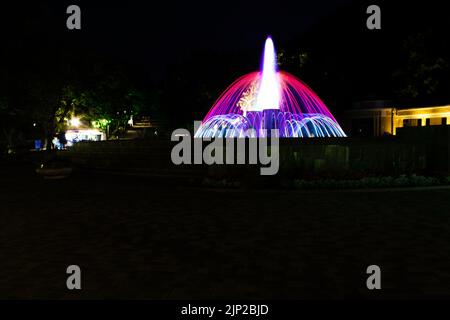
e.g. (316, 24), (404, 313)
(195, 37), (346, 138)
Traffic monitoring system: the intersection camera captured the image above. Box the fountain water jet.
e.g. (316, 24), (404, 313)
(255, 37), (281, 112)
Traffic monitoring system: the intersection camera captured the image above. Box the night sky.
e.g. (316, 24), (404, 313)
(2, 0), (449, 121)
(3, 0), (356, 79)
(3, 1), (446, 75)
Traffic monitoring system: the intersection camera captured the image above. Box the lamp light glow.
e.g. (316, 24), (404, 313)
(70, 117), (81, 128)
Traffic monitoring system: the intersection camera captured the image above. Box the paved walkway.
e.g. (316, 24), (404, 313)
(1, 164), (450, 298)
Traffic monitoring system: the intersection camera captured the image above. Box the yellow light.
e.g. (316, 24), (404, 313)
(70, 117), (81, 127)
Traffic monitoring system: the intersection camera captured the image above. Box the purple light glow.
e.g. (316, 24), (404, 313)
(195, 37), (346, 138)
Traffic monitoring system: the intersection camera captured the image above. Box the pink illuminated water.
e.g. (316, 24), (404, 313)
(195, 37), (346, 138)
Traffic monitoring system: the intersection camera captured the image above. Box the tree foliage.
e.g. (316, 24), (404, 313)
(393, 31), (450, 101)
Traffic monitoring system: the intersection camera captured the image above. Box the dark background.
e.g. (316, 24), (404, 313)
(2, 1), (450, 300)
(1, 0), (449, 129)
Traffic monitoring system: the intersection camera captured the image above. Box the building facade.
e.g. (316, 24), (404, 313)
(344, 101), (450, 137)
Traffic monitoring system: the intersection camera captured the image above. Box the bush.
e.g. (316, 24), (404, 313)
(293, 174), (445, 190)
(202, 177), (241, 189)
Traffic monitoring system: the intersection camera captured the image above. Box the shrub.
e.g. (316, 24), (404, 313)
(293, 174), (445, 190)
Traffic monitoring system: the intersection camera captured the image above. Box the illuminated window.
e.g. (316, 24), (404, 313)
(429, 118), (443, 126)
(403, 119), (421, 127)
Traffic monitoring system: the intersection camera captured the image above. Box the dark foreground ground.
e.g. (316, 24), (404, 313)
(1, 162), (450, 299)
